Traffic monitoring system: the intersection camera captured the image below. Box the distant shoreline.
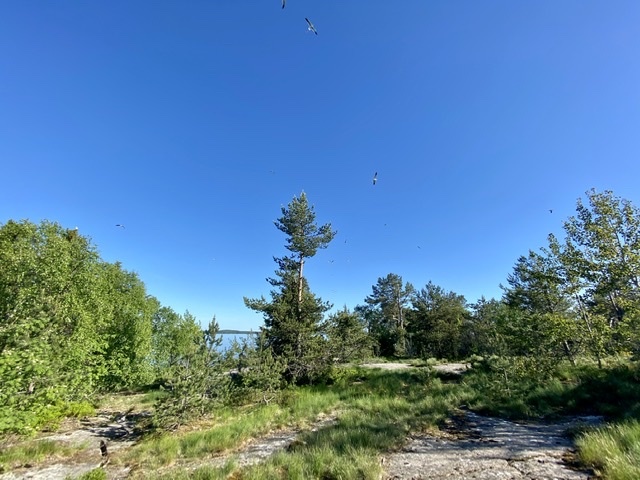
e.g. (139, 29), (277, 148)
(218, 329), (258, 335)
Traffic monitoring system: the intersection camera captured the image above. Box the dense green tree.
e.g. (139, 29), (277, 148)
(274, 191), (336, 310)
(232, 331), (285, 404)
(325, 307), (373, 363)
(244, 194), (336, 384)
(364, 273), (415, 357)
(556, 189), (640, 357)
(407, 282), (468, 360)
(465, 297), (508, 357)
(150, 307), (204, 381)
(96, 262), (156, 390)
(501, 189), (640, 367)
(0, 219), (164, 432)
(354, 303), (391, 357)
(502, 250), (579, 364)
(0, 220), (108, 432)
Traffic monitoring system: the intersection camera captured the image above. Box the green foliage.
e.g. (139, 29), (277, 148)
(463, 356), (562, 418)
(245, 257), (332, 384)
(152, 317), (234, 430)
(325, 307), (373, 363)
(127, 366), (472, 479)
(502, 250), (579, 364)
(245, 193), (336, 385)
(275, 191), (336, 262)
(463, 358), (640, 420)
(0, 221), (103, 429)
(552, 189), (640, 363)
(363, 273), (415, 357)
(233, 332), (286, 404)
(75, 468), (107, 480)
(150, 307), (205, 382)
(465, 298), (508, 357)
(0, 439), (79, 472)
(0, 219), (161, 434)
(407, 282), (468, 360)
(493, 189), (640, 377)
(96, 262), (157, 390)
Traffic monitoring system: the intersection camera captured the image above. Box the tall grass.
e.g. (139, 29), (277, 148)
(577, 420), (640, 480)
(462, 358), (640, 420)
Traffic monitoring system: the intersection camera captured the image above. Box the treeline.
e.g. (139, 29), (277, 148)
(358, 189), (640, 373)
(2, 189), (639, 434)
(0, 220), (233, 433)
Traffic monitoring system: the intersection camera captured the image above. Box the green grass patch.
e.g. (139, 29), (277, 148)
(74, 468), (108, 480)
(577, 419), (640, 480)
(0, 439), (80, 472)
(462, 359), (640, 420)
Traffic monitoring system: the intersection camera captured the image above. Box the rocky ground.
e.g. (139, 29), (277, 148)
(0, 363), (600, 480)
(0, 411), (138, 480)
(381, 411), (599, 480)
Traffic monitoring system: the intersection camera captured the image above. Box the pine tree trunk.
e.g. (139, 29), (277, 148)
(297, 256), (304, 312)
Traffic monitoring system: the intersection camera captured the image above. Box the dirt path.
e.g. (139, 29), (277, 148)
(360, 362), (469, 374)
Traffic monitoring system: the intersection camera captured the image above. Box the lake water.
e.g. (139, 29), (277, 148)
(218, 333), (257, 351)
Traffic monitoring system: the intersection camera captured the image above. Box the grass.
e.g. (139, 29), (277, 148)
(0, 439), (82, 472)
(95, 389), (167, 413)
(577, 419), (640, 480)
(462, 359), (640, 420)
(73, 468), (108, 480)
(124, 386), (343, 472)
(123, 367), (472, 479)
(4, 359), (639, 479)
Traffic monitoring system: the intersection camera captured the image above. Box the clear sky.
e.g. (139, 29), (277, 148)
(2, 1), (640, 330)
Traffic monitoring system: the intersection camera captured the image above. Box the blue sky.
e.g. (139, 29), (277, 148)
(2, 1), (639, 330)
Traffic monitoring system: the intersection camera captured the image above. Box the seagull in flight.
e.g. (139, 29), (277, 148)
(372, 172), (378, 185)
(305, 18), (318, 35)
(115, 224), (125, 229)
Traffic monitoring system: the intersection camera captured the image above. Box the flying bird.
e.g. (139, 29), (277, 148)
(115, 224), (125, 228)
(282, 0), (285, 8)
(549, 209), (553, 214)
(372, 172), (378, 185)
(305, 18), (318, 35)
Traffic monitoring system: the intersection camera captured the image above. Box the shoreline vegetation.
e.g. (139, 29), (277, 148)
(218, 330), (257, 335)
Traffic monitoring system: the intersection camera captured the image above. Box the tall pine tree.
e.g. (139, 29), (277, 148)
(244, 192), (336, 384)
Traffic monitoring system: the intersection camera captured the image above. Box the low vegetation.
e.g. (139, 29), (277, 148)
(113, 367), (472, 479)
(577, 419), (640, 480)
